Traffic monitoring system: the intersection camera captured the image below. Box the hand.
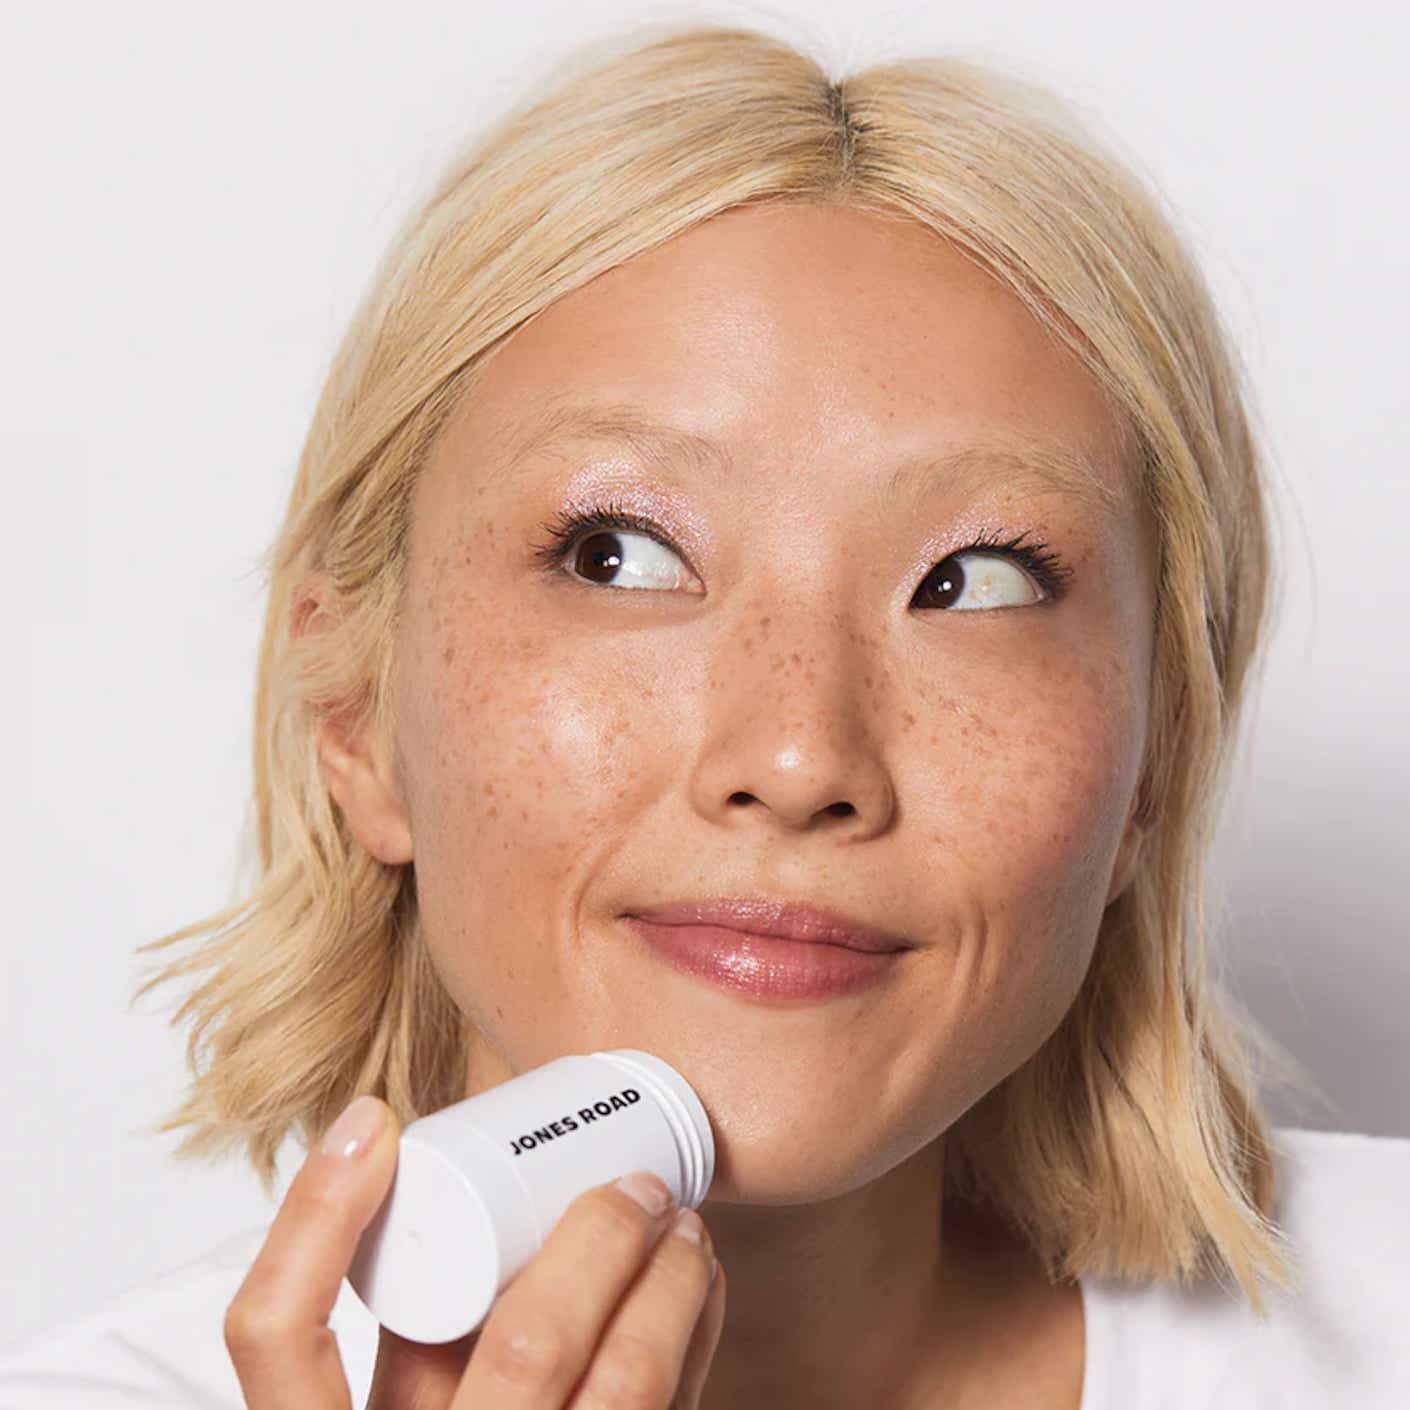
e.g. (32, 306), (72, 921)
(223, 1094), (726, 1408)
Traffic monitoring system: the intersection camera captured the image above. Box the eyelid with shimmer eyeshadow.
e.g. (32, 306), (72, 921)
(528, 494), (1075, 603)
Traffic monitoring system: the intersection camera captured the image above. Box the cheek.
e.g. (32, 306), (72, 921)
(393, 581), (664, 1045)
(400, 587), (655, 891)
(906, 648), (1144, 1082)
(943, 647), (1143, 917)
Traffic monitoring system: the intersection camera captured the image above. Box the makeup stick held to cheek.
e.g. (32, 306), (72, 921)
(346, 1049), (714, 1343)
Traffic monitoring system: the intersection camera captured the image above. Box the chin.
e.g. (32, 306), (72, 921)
(697, 1129), (908, 1208)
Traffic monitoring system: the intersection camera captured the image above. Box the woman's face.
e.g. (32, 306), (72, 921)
(327, 200), (1156, 1202)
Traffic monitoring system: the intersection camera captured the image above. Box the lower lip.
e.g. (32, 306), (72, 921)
(622, 918), (906, 1001)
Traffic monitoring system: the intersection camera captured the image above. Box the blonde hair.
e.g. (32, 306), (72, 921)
(133, 21), (1316, 1314)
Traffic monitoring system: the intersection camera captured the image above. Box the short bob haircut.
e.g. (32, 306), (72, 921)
(134, 22), (1315, 1315)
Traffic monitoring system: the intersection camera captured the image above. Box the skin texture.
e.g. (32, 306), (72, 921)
(314, 200), (1157, 1407)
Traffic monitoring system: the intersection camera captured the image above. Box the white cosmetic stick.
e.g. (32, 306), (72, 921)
(345, 1048), (715, 1343)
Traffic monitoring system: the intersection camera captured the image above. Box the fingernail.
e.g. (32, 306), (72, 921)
(672, 1207), (705, 1244)
(320, 1095), (386, 1159)
(615, 1170), (672, 1216)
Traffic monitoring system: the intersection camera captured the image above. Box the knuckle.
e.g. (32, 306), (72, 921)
(581, 1184), (658, 1244)
(477, 1305), (574, 1388)
(578, 1332), (671, 1409)
(659, 1239), (713, 1295)
(284, 1172), (346, 1226)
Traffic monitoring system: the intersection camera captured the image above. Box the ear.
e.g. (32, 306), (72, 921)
(291, 573), (414, 866)
(1104, 782), (1149, 908)
(1105, 817), (1145, 907)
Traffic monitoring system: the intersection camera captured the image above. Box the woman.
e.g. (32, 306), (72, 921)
(4, 21), (1405, 1409)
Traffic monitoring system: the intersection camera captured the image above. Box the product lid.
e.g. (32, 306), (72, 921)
(346, 1125), (525, 1344)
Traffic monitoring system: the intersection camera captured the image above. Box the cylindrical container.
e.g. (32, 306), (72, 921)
(345, 1049), (714, 1344)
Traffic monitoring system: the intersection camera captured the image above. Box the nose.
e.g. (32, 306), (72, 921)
(686, 603), (898, 838)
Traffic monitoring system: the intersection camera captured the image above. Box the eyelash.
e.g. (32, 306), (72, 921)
(529, 495), (1075, 603)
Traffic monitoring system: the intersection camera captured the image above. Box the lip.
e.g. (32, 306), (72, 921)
(624, 897), (912, 953)
(622, 918), (906, 1001)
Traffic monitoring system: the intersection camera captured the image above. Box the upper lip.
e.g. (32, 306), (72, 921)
(624, 897), (913, 952)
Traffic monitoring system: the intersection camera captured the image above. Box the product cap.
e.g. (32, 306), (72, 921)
(347, 1120), (534, 1344)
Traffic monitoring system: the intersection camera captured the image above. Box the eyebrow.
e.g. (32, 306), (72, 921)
(497, 400), (1125, 520)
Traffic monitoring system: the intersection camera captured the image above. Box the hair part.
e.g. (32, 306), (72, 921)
(133, 21), (1320, 1315)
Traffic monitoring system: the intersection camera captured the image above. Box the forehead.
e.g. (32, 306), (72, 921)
(434, 202), (1137, 513)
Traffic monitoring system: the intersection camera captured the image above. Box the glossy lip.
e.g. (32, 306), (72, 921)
(623, 896), (913, 953)
(622, 918), (906, 1002)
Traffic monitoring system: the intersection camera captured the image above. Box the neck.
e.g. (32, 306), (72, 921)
(696, 1143), (1085, 1410)
(697, 1137), (953, 1410)
(461, 1040), (1082, 1409)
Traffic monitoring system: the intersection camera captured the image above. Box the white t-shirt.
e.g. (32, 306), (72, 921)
(1, 1126), (1405, 1408)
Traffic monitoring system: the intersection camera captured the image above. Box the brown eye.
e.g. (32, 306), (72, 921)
(567, 527), (691, 591)
(914, 552), (1044, 611)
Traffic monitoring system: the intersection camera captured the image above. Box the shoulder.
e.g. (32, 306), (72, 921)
(0, 1224), (379, 1408)
(1270, 1126), (1410, 1337)
(1265, 1126), (1410, 1382)
(1080, 1126), (1410, 1410)
(1271, 1125), (1410, 1235)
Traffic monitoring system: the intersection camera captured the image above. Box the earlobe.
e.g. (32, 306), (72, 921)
(1105, 819), (1145, 907)
(291, 570), (414, 867)
(1106, 757), (1156, 907)
(316, 716), (414, 867)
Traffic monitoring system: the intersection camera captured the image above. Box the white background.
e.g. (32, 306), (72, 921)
(5, 0), (1407, 1353)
